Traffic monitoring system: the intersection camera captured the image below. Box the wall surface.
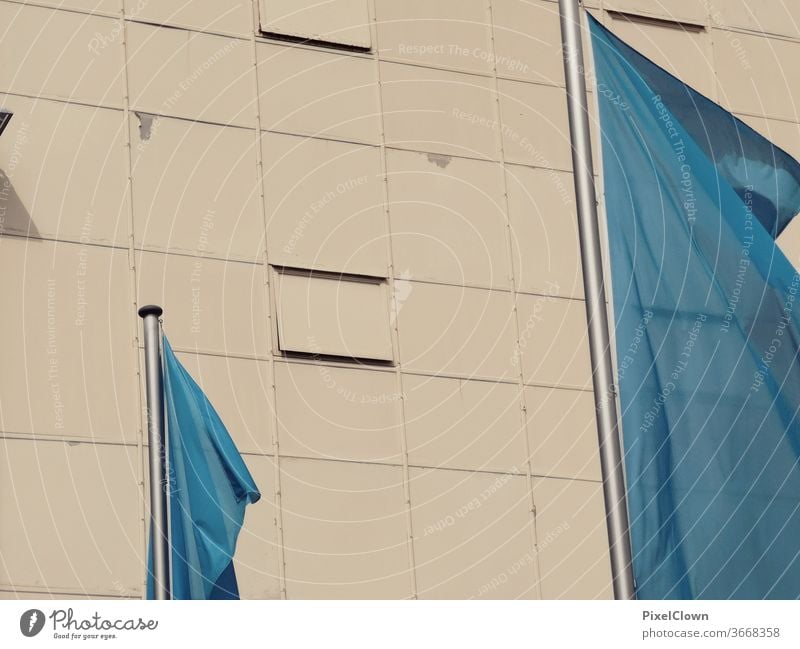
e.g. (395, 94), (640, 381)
(0, 0), (797, 599)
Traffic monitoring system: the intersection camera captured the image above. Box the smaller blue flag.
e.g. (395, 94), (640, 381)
(147, 335), (260, 600)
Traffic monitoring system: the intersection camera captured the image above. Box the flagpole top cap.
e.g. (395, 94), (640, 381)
(138, 304), (163, 319)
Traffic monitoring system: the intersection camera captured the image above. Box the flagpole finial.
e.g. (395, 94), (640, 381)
(138, 304), (163, 319)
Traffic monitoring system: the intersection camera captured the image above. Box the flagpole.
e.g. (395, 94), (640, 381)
(138, 304), (171, 600)
(557, 0), (636, 599)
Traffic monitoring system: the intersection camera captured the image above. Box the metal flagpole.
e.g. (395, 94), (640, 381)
(557, 0), (636, 599)
(138, 304), (171, 600)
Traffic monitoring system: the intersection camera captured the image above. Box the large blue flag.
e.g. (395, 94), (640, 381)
(588, 14), (800, 598)
(147, 335), (260, 600)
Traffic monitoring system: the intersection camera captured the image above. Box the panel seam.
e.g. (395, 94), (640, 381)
(117, 0), (148, 601)
(370, 0), (419, 599)
(486, 0), (543, 599)
(249, 0), (288, 599)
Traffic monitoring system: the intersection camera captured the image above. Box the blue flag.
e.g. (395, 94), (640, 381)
(589, 14), (800, 598)
(147, 335), (260, 600)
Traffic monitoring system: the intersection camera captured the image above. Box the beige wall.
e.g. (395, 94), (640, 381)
(0, 0), (797, 600)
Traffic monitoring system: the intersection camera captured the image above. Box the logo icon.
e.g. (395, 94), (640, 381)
(20, 609), (45, 637)
(390, 269), (414, 325)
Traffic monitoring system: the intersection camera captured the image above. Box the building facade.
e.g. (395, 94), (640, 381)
(0, 0), (798, 599)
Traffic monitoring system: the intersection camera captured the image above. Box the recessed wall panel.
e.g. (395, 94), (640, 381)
(275, 271), (393, 362)
(259, 0), (372, 49)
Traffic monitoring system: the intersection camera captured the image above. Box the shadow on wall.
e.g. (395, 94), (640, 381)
(0, 168), (40, 239)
